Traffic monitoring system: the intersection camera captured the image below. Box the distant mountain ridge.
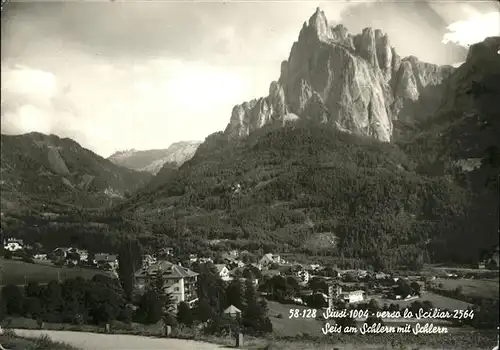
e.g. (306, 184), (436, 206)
(224, 8), (455, 142)
(108, 141), (201, 175)
(0, 132), (152, 210)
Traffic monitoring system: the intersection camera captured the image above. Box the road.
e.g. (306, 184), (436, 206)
(11, 329), (227, 350)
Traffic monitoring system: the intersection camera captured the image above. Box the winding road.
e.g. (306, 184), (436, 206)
(11, 329), (226, 350)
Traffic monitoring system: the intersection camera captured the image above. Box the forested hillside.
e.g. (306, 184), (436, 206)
(0, 132), (152, 211)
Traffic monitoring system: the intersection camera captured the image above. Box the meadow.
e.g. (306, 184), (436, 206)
(265, 297), (473, 339)
(433, 278), (499, 300)
(0, 258), (112, 286)
(374, 291), (473, 311)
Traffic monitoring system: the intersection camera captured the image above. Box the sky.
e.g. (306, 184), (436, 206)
(1, 0), (499, 158)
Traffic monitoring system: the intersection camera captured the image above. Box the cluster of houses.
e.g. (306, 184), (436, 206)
(4, 237), (496, 310)
(44, 247), (118, 271)
(2, 237), (119, 273)
(3, 238), (24, 252)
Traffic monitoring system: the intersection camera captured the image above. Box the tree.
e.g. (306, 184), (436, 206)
(409, 301), (423, 315)
(307, 293), (327, 308)
(368, 298), (380, 313)
(0, 296), (6, 321)
(226, 279), (244, 310)
(410, 281), (421, 295)
(196, 264), (226, 313)
(117, 241), (136, 301)
(365, 315), (384, 326)
(395, 279), (412, 297)
(177, 302), (194, 326)
(242, 279), (272, 334)
(86, 281), (123, 325)
(23, 297), (43, 319)
(421, 300), (433, 312)
(89, 303), (114, 325)
(135, 289), (163, 324)
(1, 284), (24, 315)
(41, 280), (64, 322)
(308, 277), (327, 293)
(25, 281), (41, 299)
(195, 298), (214, 323)
(150, 268), (177, 329)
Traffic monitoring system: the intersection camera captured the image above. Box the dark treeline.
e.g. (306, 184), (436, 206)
(0, 262), (273, 336)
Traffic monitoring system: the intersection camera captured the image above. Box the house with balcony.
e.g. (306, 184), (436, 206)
(134, 261), (199, 306)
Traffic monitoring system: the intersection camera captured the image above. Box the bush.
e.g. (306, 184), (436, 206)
(163, 313), (178, 328)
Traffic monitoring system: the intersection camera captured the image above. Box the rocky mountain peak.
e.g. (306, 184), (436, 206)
(306, 7), (333, 42)
(224, 8), (456, 142)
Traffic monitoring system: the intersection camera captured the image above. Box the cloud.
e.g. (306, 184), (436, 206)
(1, 65), (90, 145)
(1, 58), (255, 157)
(443, 11), (500, 47)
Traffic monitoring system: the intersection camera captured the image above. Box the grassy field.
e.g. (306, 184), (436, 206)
(0, 258), (112, 286)
(373, 291), (473, 310)
(267, 301), (325, 337)
(250, 333), (499, 350)
(265, 293), (476, 339)
(433, 278), (499, 299)
(429, 266), (499, 274)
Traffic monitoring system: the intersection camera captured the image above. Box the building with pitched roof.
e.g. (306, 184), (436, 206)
(215, 264), (231, 281)
(134, 260), (199, 305)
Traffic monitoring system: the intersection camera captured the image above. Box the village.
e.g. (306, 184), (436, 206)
(4, 235), (497, 318)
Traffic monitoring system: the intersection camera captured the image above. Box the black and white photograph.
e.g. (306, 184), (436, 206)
(0, 0), (499, 349)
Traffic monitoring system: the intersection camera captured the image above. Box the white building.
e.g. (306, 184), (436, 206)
(339, 290), (365, 304)
(259, 253), (282, 269)
(296, 269), (310, 284)
(4, 239), (23, 252)
(94, 253), (118, 270)
(215, 264), (231, 281)
(134, 261), (199, 306)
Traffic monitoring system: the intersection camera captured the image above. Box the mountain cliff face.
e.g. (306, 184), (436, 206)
(400, 36), (500, 165)
(224, 8), (455, 142)
(108, 141), (201, 175)
(0, 132), (152, 210)
(438, 36), (500, 161)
